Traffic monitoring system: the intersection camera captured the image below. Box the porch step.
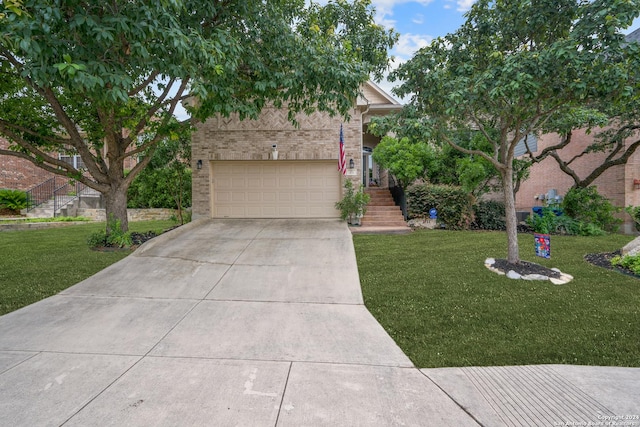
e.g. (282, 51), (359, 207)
(352, 188), (411, 233)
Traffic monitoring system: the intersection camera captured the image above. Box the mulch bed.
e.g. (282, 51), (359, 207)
(0, 208), (22, 217)
(491, 259), (562, 278)
(584, 250), (640, 279)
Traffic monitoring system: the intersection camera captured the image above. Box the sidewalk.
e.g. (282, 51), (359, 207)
(0, 219), (638, 426)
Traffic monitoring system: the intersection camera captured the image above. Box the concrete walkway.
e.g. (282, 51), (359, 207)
(0, 219), (638, 426)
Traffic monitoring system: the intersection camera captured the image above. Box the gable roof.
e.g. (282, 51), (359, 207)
(358, 81), (401, 107)
(626, 27), (640, 43)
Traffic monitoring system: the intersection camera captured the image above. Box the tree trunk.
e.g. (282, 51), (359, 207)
(501, 164), (520, 264)
(104, 182), (129, 235)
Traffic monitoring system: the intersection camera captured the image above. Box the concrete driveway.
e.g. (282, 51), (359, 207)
(0, 219), (475, 426)
(0, 219), (638, 426)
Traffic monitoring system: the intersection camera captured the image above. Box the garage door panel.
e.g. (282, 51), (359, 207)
(263, 177), (277, 187)
(278, 192), (292, 202)
(211, 161), (340, 218)
(293, 192), (308, 202)
(247, 192), (262, 202)
(263, 192), (277, 202)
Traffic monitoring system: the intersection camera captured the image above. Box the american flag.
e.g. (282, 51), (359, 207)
(338, 124), (346, 175)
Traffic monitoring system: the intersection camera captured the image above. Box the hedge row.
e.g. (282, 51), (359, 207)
(407, 184), (475, 230)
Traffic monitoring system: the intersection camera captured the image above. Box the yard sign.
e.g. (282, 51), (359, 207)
(534, 233), (551, 259)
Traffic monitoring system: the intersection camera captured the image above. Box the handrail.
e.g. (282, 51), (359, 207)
(53, 180), (86, 216)
(388, 175), (408, 220)
(25, 177), (56, 212)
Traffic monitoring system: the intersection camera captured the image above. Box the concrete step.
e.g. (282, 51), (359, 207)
(364, 211), (405, 219)
(360, 220), (410, 227)
(367, 199), (395, 205)
(366, 205), (402, 211)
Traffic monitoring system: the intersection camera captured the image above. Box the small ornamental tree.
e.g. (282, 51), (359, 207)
(371, 136), (433, 189)
(0, 0), (396, 237)
(390, 0), (639, 263)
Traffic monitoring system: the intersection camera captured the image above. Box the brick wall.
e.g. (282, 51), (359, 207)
(515, 128), (640, 232)
(191, 106), (363, 218)
(0, 137), (57, 190)
(1, 136), (140, 191)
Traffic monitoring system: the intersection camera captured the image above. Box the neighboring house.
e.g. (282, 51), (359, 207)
(191, 81), (402, 219)
(0, 136), (138, 192)
(515, 128), (640, 232)
(0, 136), (59, 191)
(515, 28), (640, 233)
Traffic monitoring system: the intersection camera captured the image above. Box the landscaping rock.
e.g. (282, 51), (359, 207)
(622, 236), (640, 256)
(521, 274), (549, 281)
(506, 270), (521, 279)
(407, 218), (437, 229)
(550, 277), (569, 285)
(485, 258), (573, 283)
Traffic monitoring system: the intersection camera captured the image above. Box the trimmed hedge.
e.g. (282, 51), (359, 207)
(472, 200), (506, 230)
(407, 184), (474, 229)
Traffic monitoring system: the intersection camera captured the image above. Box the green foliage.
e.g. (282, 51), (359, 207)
(472, 200), (506, 230)
(562, 186), (621, 232)
(625, 206), (640, 231)
(0, 220), (175, 315)
(0, 188), (29, 212)
(354, 230), (640, 367)
(334, 180), (370, 223)
(4, 216), (91, 223)
(526, 207), (606, 236)
(87, 215), (132, 248)
(0, 0), (396, 232)
(127, 137), (192, 224)
(386, 0), (640, 262)
(371, 136), (432, 188)
(611, 254), (640, 275)
(406, 184), (474, 230)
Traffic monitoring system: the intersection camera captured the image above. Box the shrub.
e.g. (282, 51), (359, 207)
(335, 180), (370, 223)
(562, 186), (621, 232)
(407, 184), (474, 229)
(611, 254), (640, 275)
(526, 206), (606, 236)
(472, 200), (506, 230)
(624, 206), (640, 232)
(87, 216), (132, 248)
(0, 189), (29, 212)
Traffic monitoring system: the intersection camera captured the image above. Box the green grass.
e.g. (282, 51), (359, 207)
(0, 220), (176, 316)
(0, 216), (92, 223)
(354, 230), (640, 368)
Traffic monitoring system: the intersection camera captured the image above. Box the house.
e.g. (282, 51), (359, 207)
(0, 137), (58, 191)
(515, 128), (640, 232)
(514, 28), (640, 233)
(191, 81), (402, 220)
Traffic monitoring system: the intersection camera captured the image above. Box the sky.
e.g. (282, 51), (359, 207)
(368, 0), (640, 101)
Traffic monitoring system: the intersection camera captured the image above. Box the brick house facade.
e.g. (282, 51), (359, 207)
(191, 81), (401, 219)
(0, 136), (139, 193)
(515, 128), (640, 233)
(0, 137), (57, 191)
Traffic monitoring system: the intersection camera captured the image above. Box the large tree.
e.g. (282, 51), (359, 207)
(390, 0), (639, 263)
(0, 0), (396, 234)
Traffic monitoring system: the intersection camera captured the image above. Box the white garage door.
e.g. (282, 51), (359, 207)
(210, 161), (341, 218)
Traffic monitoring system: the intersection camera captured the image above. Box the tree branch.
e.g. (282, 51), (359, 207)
(128, 71), (160, 97)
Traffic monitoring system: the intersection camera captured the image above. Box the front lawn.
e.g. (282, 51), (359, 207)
(0, 220), (176, 316)
(354, 230), (640, 368)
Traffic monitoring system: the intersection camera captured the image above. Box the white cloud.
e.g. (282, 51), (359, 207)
(412, 13), (424, 24)
(370, 0), (435, 31)
(456, 0), (477, 12)
(393, 33), (433, 58)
